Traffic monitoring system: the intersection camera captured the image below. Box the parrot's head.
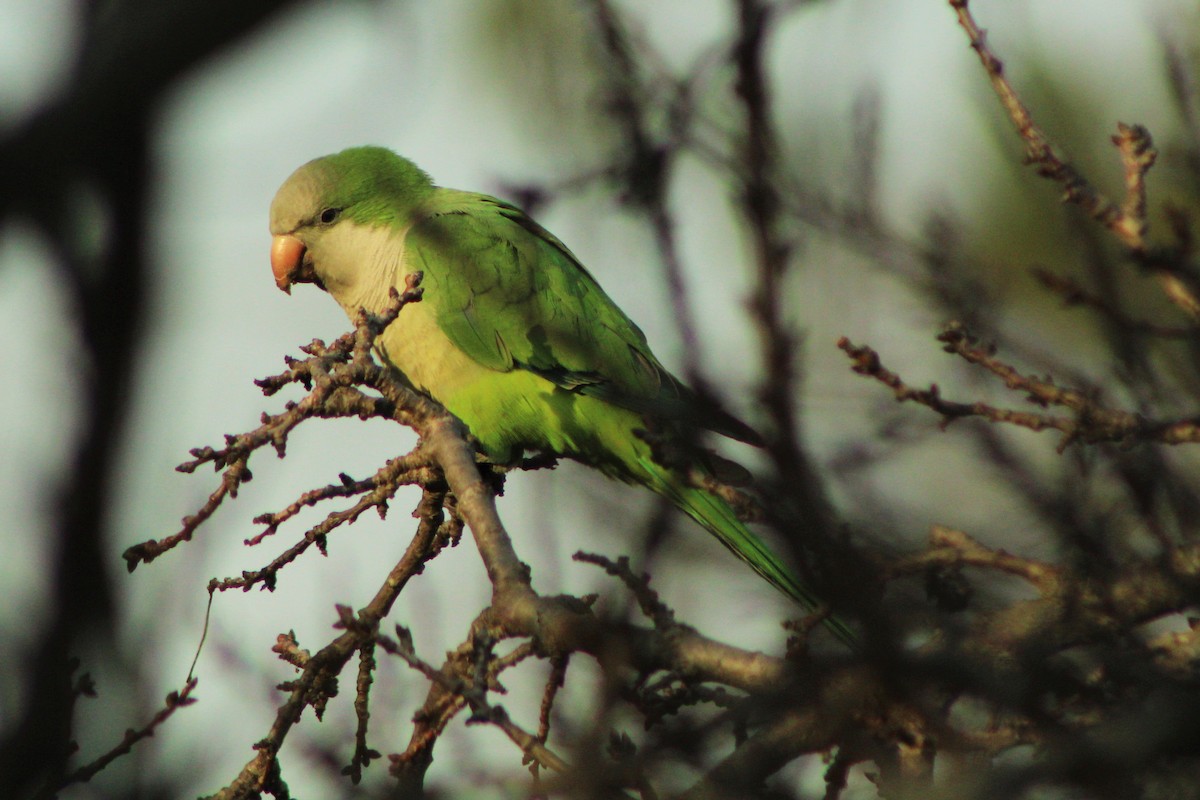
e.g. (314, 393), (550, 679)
(269, 146), (434, 295)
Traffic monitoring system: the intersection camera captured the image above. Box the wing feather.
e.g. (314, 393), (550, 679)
(404, 191), (760, 445)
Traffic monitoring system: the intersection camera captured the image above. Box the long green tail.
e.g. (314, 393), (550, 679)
(639, 457), (858, 647)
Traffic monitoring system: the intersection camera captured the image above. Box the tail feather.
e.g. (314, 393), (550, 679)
(638, 456), (857, 647)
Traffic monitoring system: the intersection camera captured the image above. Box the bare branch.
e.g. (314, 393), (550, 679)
(37, 679), (199, 799)
(950, 0), (1200, 318)
(839, 327), (1200, 449)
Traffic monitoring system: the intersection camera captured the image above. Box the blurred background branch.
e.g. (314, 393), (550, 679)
(0, 3), (301, 797)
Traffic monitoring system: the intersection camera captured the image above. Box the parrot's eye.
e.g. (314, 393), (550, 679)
(318, 207), (341, 224)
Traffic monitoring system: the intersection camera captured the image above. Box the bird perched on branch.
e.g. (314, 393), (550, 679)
(269, 146), (852, 644)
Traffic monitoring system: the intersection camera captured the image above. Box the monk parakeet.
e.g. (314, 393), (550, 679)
(269, 146), (851, 644)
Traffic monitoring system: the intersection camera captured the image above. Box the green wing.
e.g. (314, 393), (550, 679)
(404, 190), (760, 444)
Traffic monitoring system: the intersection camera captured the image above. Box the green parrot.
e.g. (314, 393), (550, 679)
(269, 146), (852, 644)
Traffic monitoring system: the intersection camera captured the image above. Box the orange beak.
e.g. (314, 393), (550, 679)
(270, 234), (306, 294)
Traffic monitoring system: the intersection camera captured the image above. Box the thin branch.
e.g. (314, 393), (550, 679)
(342, 642), (381, 784)
(588, 0), (705, 380)
(123, 282), (426, 571)
(383, 625), (568, 780)
(888, 525), (1061, 594)
(839, 328), (1200, 449)
(948, 1), (1139, 246)
(575, 552), (678, 631)
(202, 486), (444, 800)
(950, 0), (1200, 318)
(38, 679), (199, 799)
(535, 654), (570, 762)
(1032, 267), (1199, 338)
(247, 451), (438, 545)
(208, 450), (436, 593)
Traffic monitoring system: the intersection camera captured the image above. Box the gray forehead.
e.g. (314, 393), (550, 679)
(268, 163), (326, 233)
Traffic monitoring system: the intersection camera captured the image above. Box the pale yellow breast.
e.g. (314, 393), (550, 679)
(317, 221), (496, 412)
(376, 296), (493, 401)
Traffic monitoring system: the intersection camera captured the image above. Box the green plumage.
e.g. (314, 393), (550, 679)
(270, 146), (853, 645)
